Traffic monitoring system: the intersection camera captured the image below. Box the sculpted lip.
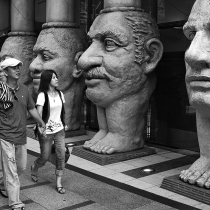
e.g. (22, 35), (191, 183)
(186, 75), (210, 83)
(186, 75), (210, 89)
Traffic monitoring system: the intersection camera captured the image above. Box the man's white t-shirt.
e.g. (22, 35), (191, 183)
(36, 92), (65, 134)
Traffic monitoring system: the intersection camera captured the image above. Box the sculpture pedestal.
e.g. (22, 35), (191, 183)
(71, 146), (156, 165)
(65, 129), (86, 138)
(161, 175), (210, 205)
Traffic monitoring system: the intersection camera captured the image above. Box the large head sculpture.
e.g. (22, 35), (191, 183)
(30, 27), (84, 93)
(180, 0), (210, 188)
(0, 36), (36, 93)
(78, 8), (163, 107)
(30, 26), (85, 130)
(77, 7), (163, 154)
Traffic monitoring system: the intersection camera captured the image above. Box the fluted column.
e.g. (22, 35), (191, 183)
(1, 0), (36, 97)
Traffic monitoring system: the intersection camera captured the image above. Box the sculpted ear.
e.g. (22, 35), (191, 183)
(144, 38), (163, 74)
(72, 51), (84, 78)
(3, 69), (8, 76)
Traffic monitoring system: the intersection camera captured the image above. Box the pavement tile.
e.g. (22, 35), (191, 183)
(158, 169), (180, 177)
(23, 202), (48, 210)
(159, 152), (185, 159)
(141, 155), (171, 163)
(71, 203), (110, 210)
(107, 173), (135, 183)
(105, 162), (137, 172)
(155, 148), (171, 155)
(145, 186), (175, 197)
(125, 179), (154, 190)
(90, 167), (117, 176)
(25, 136), (208, 210)
(195, 203), (210, 210)
(132, 201), (178, 210)
(76, 162), (103, 171)
(21, 183), (88, 210)
(122, 159), (152, 167)
(168, 193), (200, 206)
(139, 174), (165, 186)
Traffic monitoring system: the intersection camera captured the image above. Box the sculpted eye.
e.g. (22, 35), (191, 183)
(42, 54), (51, 61)
(188, 31), (196, 40)
(88, 37), (93, 45)
(104, 39), (118, 51)
(31, 52), (37, 62)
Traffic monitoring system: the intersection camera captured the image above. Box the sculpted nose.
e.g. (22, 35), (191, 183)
(77, 44), (102, 71)
(29, 56), (43, 76)
(185, 32), (210, 69)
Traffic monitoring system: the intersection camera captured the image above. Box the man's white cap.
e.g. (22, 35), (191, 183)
(0, 58), (23, 70)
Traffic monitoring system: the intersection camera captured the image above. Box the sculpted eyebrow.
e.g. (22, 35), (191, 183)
(90, 30), (128, 44)
(33, 46), (58, 56)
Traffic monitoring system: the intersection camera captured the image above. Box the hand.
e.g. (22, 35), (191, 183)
(38, 125), (46, 137)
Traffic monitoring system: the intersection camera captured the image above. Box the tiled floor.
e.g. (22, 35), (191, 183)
(26, 130), (210, 210)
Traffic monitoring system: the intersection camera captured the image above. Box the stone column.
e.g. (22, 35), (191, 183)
(29, 0), (86, 133)
(1, 0), (36, 97)
(104, 0), (141, 8)
(46, 0), (75, 23)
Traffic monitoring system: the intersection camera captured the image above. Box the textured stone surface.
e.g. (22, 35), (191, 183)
(71, 145), (156, 165)
(77, 8), (163, 154)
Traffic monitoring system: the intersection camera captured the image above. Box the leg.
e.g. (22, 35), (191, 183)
(180, 112), (210, 186)
(90, 99), (146, 154)
(31, 134), (54, 181)
(84, 106), (108, 149)
(0, 144), (7, 198)
(53, 130), (66, 194)
(15, 144), (27, 177)
(0, 139), (25, 209)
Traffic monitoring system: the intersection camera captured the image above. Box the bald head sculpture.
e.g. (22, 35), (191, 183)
(77, 7), (163, 154)
(30, 27), (85, 131)
(180, 0), (210, 189)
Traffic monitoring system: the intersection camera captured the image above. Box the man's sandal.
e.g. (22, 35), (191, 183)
(0, 189), (8, 198)
(31, 165), (38, 182)
(57, 186), (66, 194)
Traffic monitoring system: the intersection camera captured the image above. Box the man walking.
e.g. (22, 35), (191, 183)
(0, 58), (46, 210)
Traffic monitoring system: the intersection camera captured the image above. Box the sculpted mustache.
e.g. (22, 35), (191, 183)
(82, 67), (112, 81)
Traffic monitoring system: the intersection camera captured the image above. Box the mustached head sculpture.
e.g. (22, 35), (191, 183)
(76, 4), (163, 154)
